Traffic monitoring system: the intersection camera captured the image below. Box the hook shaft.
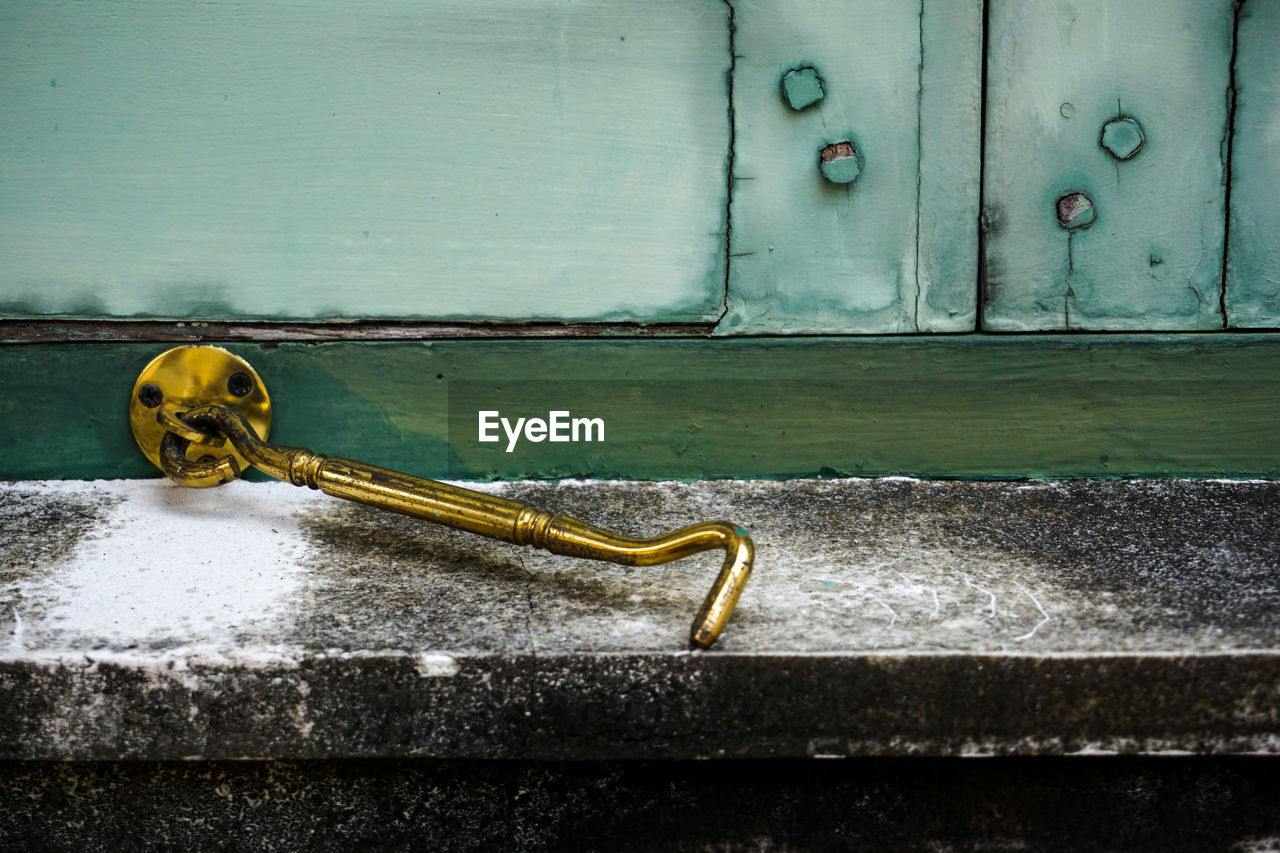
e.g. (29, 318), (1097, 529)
(160, 405), (752, 648)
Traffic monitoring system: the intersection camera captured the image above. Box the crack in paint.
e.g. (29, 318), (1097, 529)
(912, 0), (925, 333)
(1220, 0), (1246, 329)
(715, 0), (738, 330)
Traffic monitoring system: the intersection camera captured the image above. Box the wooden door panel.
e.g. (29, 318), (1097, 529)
(1226, 0), (1280, 327)
(0, 1), (730, 323)
(720, 0), (982, 334)
(982, 0), (1233, 331)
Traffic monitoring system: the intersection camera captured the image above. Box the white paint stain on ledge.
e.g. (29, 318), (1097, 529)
(18, 479), (323, 650)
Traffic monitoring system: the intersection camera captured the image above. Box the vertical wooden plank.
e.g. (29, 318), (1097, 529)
(983, 0), (1233, 331)
(720, 0), (981, 334)
(1226, 0), (1280, 327)
(0, 1), (729, 323)
(917, 0), (984, 331)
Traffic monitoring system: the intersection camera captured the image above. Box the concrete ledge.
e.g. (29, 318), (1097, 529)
(4, 758), (1280, 851)
(3, 478), (1279, 759)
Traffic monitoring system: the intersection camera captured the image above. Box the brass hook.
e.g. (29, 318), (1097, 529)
(132, 346), (753, 648)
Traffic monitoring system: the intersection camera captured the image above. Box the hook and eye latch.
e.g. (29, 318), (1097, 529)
(156, 410), (241, 486)
(132, 346), (754, 649)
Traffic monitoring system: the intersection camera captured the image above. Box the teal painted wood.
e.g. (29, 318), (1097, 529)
(916, 0), (984, 330)
(1226, 0), (1280, 327)
(0, 1), (729, 323)
(4, 336), (1279, 481)
(982, 0), (1232, 331)
(719, 0), (982, 334)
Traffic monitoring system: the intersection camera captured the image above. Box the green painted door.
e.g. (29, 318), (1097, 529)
(721, 0), (982, 333)
(981, 0), (1234, 331)
(0, 1), (730, 323)
(1, 0), (988, 333)
(3, 1), (1280, 483)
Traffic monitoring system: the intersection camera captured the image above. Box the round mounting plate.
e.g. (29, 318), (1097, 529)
(129, 345), (271, 487)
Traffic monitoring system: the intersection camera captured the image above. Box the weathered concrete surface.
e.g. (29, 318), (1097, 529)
(3, 757), (1280, 852)
(2, 477), (1280, 759)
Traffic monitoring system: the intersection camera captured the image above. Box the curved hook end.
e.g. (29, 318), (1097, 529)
(159, 428), (243, 488)
(689, 529), (754, 649)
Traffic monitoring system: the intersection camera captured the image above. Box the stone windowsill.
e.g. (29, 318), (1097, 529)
(2, 477), (1278, 760)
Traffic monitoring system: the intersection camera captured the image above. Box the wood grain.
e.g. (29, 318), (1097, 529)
(3, 336), (1277, 480)
(0, 319), (707, 343)
(0, 1), (730, 323)
(721, 0), (982, 334)
(982, 0), (1233, 331)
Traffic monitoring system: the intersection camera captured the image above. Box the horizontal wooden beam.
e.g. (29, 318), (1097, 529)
(2, 334), (1278, 480)
(0, 320), (711, 343)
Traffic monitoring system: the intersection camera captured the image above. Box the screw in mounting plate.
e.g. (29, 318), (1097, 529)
(137, 383), (163, 408)
(227, 372), (254, 398)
